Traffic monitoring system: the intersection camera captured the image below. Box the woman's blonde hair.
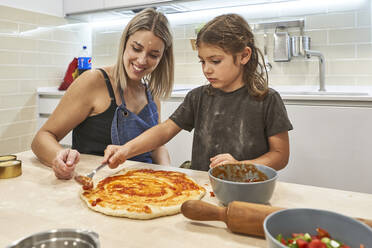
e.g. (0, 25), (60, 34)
(196, 14), (268, 99)
(113, 8), (174, 99)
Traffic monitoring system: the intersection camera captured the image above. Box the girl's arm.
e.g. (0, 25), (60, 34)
(209, 131), (290, 171)
(246, 131), (290, 170)
(103, 119), (181, 168)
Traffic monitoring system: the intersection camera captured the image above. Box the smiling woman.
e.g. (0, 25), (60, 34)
(31, 8), (175, 180)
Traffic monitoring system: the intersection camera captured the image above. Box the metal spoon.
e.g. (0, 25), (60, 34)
(263, 32), (272, 72)
(74, 163), (107, 190)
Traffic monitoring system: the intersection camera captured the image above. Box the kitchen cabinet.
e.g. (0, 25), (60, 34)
(280, 105), (372, 194)
(37, 88), (72, 147)
(63, 0), (104, 15)
(2, 0), (64, 17)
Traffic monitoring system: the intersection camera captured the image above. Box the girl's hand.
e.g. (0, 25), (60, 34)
(102, 145), (129, 169)
(52, 149), (80, 179)
(209, 153), (238, 168)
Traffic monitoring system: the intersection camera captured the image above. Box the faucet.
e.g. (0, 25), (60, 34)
(291, 36), (326, 92)
(304, 49), (325, 92)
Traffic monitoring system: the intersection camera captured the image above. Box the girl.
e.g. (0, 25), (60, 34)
(31, 8), (174, 179)
(102, 13), (293, 171)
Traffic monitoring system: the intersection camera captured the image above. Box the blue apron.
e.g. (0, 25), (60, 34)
(111, 85), (158, 163)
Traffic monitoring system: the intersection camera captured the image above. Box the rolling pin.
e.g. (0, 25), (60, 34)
(181, 200), (372, 237)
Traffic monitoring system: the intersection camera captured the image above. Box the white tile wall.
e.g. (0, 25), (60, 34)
(89, 2), (372, 90)
(0, 5), (89, 154)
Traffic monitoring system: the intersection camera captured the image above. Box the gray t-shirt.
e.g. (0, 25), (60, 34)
(169, 85), (293, 171)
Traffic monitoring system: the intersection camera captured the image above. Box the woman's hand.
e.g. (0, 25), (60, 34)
(102, 145), (129, 169)
(209, 153), (238, 168)
(52, 149), (80, 179)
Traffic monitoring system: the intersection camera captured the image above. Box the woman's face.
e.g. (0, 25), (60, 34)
(123, 30), (165, 83)
(198, 42), (250, 92)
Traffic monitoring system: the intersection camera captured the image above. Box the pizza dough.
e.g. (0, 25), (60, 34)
(80, 168), (206, 219)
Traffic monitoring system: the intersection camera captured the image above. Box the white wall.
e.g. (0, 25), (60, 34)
(0, 0), (63, 17)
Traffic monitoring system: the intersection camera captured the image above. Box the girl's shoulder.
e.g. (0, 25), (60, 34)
(266, 87), (279, 95)
(264, 88), (282, 100)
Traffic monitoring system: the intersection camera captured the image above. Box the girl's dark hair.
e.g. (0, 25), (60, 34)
(196, 14), (268, 99)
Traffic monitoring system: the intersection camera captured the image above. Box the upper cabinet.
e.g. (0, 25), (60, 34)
(63, 0), (172, 16)
(2, 0), (64, 17)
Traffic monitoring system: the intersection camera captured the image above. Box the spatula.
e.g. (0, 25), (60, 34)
(74, 163), (107, 190)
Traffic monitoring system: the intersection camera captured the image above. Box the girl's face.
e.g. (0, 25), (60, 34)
(198, 42), (251, 92)
(123, 30), (165, 83)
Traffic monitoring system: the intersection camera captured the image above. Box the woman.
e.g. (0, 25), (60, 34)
(31, 8), (174, 179)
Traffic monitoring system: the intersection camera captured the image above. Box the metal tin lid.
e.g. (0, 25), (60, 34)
(0, 155), (17, 162)
(6, 228), (100, 248)
(0, 160), (22, 179)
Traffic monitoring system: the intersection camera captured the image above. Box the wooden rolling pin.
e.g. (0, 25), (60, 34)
(181, 200), (372, 238)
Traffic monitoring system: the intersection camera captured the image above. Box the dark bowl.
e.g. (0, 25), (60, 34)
(264, 208), (372, 248)
(208, 163), (278, 205)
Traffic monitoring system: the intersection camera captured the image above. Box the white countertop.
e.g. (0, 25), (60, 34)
(2, 150), (372, 247)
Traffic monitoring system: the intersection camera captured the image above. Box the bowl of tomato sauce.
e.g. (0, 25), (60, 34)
(208, 163), (277, 205)
(263, 208), (372, 248)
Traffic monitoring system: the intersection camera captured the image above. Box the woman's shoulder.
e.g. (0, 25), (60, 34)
(69, 69), (107, 91)
(63, 68), (108, 101)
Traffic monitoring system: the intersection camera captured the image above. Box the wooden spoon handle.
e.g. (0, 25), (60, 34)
(181, 200), (227, 223)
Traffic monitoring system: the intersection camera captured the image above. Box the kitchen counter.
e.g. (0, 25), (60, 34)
(1, 151), (372, 247)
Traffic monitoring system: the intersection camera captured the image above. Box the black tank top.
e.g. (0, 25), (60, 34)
(72, 68), (117, 156)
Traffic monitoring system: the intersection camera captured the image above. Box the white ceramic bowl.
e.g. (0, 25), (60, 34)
(264, 208), (372, 248)
(208, 163), (278, 205)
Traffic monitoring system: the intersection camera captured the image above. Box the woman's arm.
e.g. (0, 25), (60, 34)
(209, 131), (290, 171)
(31, 70), (100, 169)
